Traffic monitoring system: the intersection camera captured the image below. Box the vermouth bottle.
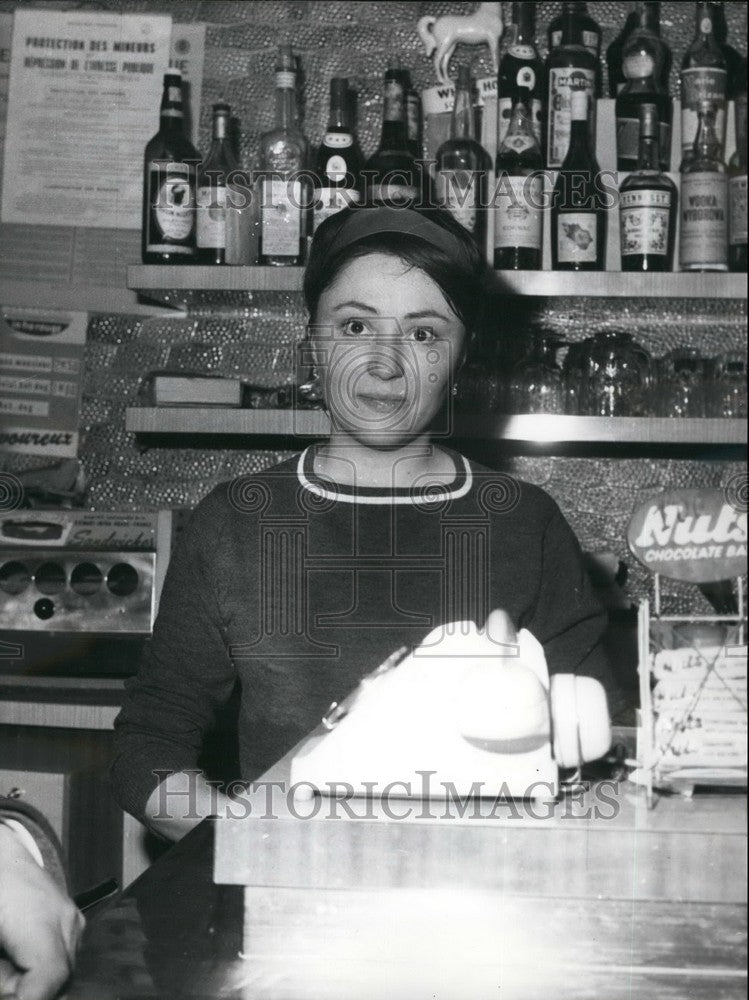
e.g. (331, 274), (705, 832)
(728, 94), (747, 272)
(552, 88), (606, 270)
(615, 12), (672, 171)
(547, 1), (601, 60)
(435, 66), (491, 245)
(679, 100), (728, 272)
(196, 103), (238, 264)
(494, 85), (544, 269)
(257, 45), (308, 266)
(365, 67), (420, 206)
(313, 77), (363, 231)
(497, 2), (544, 148)
(142, 70), (199, 264)
(545, 6), (598, 169)
(619, 103), (677, 271)
(680, 2), (727, 158)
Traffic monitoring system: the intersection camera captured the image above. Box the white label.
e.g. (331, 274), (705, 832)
(623, 52), (656, 80)
(498, 97), (543, 145)
(369, 183), (418, 205)
(261, 178), (302, 256)
(275, 70), (295, 89)
(196, 184), (228, 248)
(620, 189), (672, 257)
(680, 172), (729, 270)
(436, 170), (480, 233)
(547, 67), (596, 168)
(509, 44), (536, 60)
(151, 167), (194, 242)
(680, 67), (728, 151)
(313, 187), (360, 231)
(324, 154), (348, 181)
(556, 211), (598, 263)
(582, 30), (598, 55)
(494, 174), (543, 250)
(322, 132), (353, 149)
(167, 85), (181, 102)
(729, 175), (748, 245)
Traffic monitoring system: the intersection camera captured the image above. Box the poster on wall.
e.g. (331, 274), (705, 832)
(0, 13), (11, 182)
(170, 22), (206, 147)
(0, 8), (171, 229)
(0, 307), (87, 458)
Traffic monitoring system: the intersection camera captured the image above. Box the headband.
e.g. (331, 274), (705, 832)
(322, 206), (477, 272)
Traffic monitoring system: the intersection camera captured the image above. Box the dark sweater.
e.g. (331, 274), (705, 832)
(112, 448), (617, 822)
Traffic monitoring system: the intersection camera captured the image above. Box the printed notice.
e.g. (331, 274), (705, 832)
(0, 13), (12, 182)
(1, 9), (171, 228)
(0, 308), (87, 457)
(169, 22), (205, 147)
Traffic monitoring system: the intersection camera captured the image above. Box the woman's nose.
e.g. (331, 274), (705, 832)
(367, 341), (406, 381)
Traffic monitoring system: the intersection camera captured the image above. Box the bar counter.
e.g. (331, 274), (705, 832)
(68, 741), (747, 1000)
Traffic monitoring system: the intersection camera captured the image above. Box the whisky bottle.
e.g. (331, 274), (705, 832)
(257, 45), (308, 266)
(552, 88), (606, 270)
(679, 100), (728, 271)
(494, 85), (544, 269)
(365, 67), (420, 206)
(313, 77), (363, 232)
(619, 103), (677, 271)
(196, 103), (238, 264)
(142, 70), (199, 264)
(498, 2), (544, 148)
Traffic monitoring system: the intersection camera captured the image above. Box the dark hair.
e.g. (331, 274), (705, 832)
(303, 206), (488, 335)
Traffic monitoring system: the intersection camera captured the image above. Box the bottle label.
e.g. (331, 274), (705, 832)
(167, 85), (181, 102)
(498, 96), (543, 146)
(680, 67), (728, 150)
(494, 174), (543, 250)
(547, 67), (596, 168)
(196, 184), (228, 249)
(582, 30), (599, 54)
(623, 51), (656, 80)
(368, 182), (418, 206)
(313, 187), (361, 231)
(729, 175), (748, 245)
(323, 155), (347, 182)
(556, 211), (598, 263)
(323, 132), (353, 149)
(680, 171), (729, 269)
(509, 44), (537, 60)
(384, 79), (405, 122)
(261, 178), (302, 257)
(436, 170), (481, 233)
(616, 116), (671, 165)
(265, 143), (305, 175)
(550, 29), (562, 47)
(147, 164), (195, 251)
(620, 189), (672, 256)
(275, 71), (295, 89)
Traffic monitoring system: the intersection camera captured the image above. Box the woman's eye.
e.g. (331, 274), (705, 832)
(412, 326), (436, 343)
(342, 319), (369, 336)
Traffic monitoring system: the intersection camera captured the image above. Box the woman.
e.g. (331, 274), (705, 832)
(112, 206), (618, 840)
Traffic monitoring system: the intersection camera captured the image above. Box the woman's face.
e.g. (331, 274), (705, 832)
(310, 252), (467, 449)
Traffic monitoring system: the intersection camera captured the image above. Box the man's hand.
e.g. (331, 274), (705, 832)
(0, 823), (84, 1000)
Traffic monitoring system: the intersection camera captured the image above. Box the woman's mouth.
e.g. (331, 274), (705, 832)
(355, 393), (407, 414)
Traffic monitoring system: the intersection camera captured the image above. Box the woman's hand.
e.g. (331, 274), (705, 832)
(0, 823), (84, 1000)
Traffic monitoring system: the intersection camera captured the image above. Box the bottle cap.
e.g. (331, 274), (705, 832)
(213, 102), (231, 115)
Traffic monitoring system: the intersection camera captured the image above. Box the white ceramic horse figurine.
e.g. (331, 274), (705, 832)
(417, 2), (504, 85)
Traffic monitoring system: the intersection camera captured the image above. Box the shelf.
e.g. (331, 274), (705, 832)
(126, 409), (747, 446)
(127, 265), (748, 308)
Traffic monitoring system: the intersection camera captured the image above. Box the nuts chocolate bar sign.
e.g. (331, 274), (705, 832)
(628, 488), (747, 583)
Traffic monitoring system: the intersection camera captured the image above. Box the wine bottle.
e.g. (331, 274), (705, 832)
(619, 103), (677, 271)
(545, 6), (598, 169)
(494, 85), (544, 269)
(142, 70), (199, 264)
(728, 93), (747, 272)
(313, 77), (363, 232)
(497, 2), (544, 149)
(435, 66), (491, 245)
(196, 103), (238, 265)
(679, 100), (729, 271)
(547, 1), (601, 60)
(710, 1), (748, 101)
(681, 2), (727, 158)
(607, 2), (671, 97)
(257, 45), (308, 266)
(365, 67), (420, 206)
(552, 88), (606, 270)
(615, 12), (672, 171)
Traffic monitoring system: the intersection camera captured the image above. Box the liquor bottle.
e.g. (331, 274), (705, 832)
(257, 45), (308, 266)
(497, 2), (544, 149)
(545, 6), (598, 169)
(365, 67), (420, 206)
(711, 1), (748, 101)
(679, 100), (729, 272)
(728, 94), (747, 272)
(313, 77), (363, 232)
(551, 88), (606, 270)
(606, 2), (671, 97)
(615, 13), (672, 171)
(547, 1), (601, 60)
(196, 103), (238, 265)
(680, 2), (727, 158)
(142, 70), (199, 264)
(619, 103), (677, 271)
(435, 66), (491, 246)
(404, 73), (423, 160)
(494, 85), (544, 269)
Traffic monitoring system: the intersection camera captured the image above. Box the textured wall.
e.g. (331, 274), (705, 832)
(0, 1), (746, 616)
